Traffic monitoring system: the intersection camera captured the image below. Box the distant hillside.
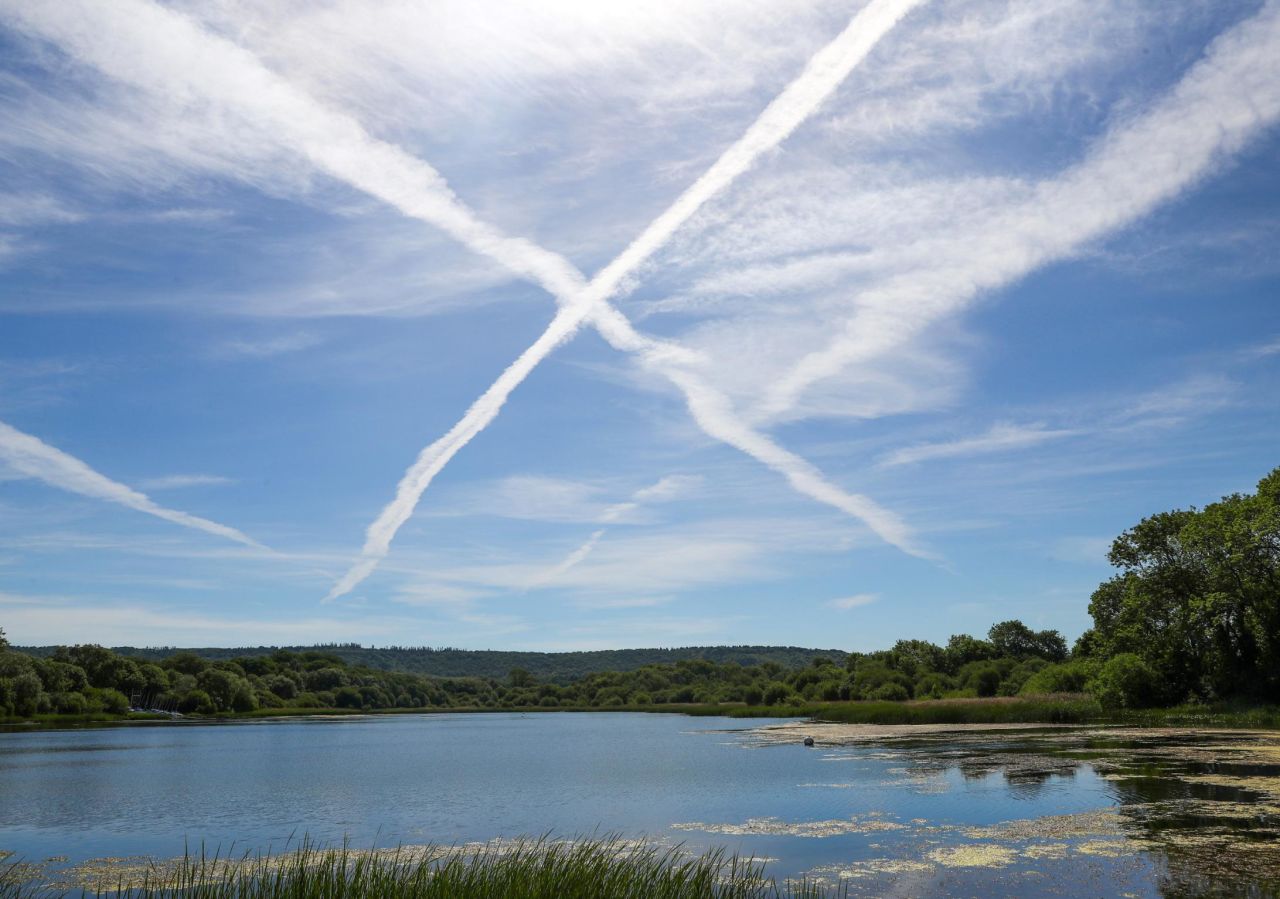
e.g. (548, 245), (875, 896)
(15, 644), (848, 682)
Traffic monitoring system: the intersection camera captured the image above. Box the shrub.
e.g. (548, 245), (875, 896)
(1089, 653), (1160, 709)
(265, 675), (298, 700)
(53, 691), (88, 714)
(176, 689), (210, 714)
(959, 662), (1002, 697)
(762, 683), (790, 705)
(914, 673), (952, 699)
(333, 686), (364, 709)
(90, 687), (130, 715)
(9, 672), (44, 717)
(1020, 661), (1094, 695)
(869, 682), (910, 702)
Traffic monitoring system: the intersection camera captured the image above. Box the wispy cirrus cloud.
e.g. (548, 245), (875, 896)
(827, 593), (879, 610)
(879, 422), (1080, 468)
(137, 474), (238, 490)
(214, 333), (323, 359)
(755, 3), (1280, 417)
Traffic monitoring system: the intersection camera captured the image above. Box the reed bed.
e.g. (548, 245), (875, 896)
(1, 837), (840, 899)
(681, 695), (1101, 725)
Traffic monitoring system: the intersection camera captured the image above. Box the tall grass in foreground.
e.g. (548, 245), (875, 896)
(1, 837), (840, 899)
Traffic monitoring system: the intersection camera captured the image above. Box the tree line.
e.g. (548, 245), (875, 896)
(17, 643), (849, 683)
(1, 466), (1275, 718)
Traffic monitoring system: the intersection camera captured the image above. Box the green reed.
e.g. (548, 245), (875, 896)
(2, 837), (841, 899)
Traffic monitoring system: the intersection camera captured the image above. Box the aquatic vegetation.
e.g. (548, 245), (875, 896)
(926, 845), (1017, 868)
(672, 816), (907, 838)
(0, 838), (840, 899)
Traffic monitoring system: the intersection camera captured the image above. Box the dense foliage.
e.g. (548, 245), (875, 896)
(1077, 466), (1279, 704)
(0, 620), (1067, 719)
(15, 644), (847, 683)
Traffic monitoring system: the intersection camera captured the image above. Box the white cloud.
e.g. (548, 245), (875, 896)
(827, 593), (879, 610)
(0, 591), (395, 646)
(137, 474), (238, 490)
(879, 422), (1080, 468)
(215, 333), (324, 359)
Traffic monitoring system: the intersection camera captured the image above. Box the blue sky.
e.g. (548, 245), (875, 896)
(0, 0), (1277, 650)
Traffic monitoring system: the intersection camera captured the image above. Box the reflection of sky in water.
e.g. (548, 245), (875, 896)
(1, 715), (1277, 896)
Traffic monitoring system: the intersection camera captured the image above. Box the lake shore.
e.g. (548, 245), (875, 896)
(5, 714), (1280, 897)
(6, 695), (1279, 732)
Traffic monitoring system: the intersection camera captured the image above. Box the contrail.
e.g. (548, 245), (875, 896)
(762, 0), (1280, 416)
(324, 0), (929, 598)
(2, 0), (929, 599)
(0, 419), (265, 549)
(527, 475), (699, 588)
(529, 529), (607, 589)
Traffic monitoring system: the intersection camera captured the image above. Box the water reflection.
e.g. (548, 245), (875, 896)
(1, 717), (1277, 897)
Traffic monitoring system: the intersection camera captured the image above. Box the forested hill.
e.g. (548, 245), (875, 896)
(13, 644), (847, 682)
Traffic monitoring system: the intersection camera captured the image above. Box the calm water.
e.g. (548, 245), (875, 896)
(2, 713), (1278, 896)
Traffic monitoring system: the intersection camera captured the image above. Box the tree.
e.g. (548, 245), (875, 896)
(988, 620), (1068, 662)
(942, 634), (996, 673)
(1089, 653), (1160, 709)
(888, 640), (945, 678)
(0, 626), (8, 649)
(1086, 467), (1280, 701)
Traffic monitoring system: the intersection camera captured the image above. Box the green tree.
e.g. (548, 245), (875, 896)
(942, 634), (996, 673)
(1087, 467), (1280, 701)
(1089, 653), (1160, 709)
(987, 620), (1068, 662)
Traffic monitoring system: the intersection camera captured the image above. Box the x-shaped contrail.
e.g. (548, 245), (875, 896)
(322, 0), (934, 598)
(4, 0), (931, 598)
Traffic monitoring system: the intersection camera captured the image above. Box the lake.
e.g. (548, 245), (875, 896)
(2, 712), (1278, 896)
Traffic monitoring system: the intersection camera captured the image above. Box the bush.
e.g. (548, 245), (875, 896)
(762, 683), (789, 705)
(177, 689), (212, 714)
(1020, 661), (1094, 695)
(90, 687), (130, 715)
(869, 683), (910, 702)
(53, 691), (88, 714)
(959, 661), (1003, 697)
(914, 673), (952, 699)
(1089, 653), (1160, 709)
(9, 672), (44, 717)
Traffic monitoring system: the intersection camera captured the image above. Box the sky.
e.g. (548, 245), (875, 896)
(0, 0), (1277, 651)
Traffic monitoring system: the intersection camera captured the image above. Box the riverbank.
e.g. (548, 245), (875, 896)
(5, 696), (1279, 732)
(0, 697), (1274, 729)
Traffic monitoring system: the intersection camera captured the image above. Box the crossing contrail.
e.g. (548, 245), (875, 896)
(322, 0), (930, 599)
(1, 0), (930, 601)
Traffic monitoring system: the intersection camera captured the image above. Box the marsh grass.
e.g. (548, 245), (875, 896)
(1, 837), (840, 899)
(680, 695), (1101, 725)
